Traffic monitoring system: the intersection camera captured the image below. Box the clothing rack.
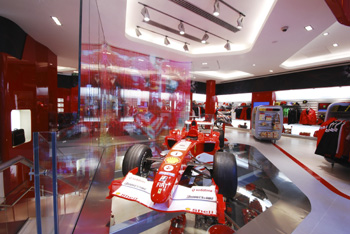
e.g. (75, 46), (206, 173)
(316, 102), (350, 167)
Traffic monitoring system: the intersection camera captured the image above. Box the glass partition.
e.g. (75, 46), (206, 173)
(79, 0), (191, 146)
(33, 131), (102, 234)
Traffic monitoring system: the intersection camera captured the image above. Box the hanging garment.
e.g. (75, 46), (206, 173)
(299, 108), (316, 125)
(315, 119), (350, 159)
(288, 108), (298, 124)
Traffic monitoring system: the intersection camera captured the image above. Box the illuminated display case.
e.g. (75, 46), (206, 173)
(252, 106), (283, 142)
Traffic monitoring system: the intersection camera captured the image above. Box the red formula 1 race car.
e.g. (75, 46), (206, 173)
(108, 120), (238, 223)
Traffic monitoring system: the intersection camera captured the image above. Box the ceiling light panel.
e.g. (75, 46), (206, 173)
(125, 0), (277, 55)
(191, 70), (254, 80)
(305, 25), (313, 31)
(51, 16), (62, 26)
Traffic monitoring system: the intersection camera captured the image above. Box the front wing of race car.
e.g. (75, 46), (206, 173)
(108, 170), (225, 221)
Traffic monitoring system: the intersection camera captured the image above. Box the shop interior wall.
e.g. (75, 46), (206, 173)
(0, 17), (57, 196)
(215, 64), (350, 95)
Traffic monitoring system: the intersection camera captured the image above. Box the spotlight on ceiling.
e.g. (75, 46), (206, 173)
(213, 0), (220, 16)
(164, 36), (170, 45)
(237, 14), (244, 29)
(135, 27), (142, 37)
(201, 32), (209, 44)
(183, 43), (189, 51)
(224, 41), (231, 51)
(141, 6), (150, 22)
(178, 21), (185, 35)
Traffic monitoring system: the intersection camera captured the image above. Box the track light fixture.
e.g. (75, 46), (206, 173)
(201, 32), (209, 44)
(178, 21), (185, 35)
(213, 0), (220, 16)
(237, 14), (244, 29)
(137, 2), (243, 51)
(141, 6), (150, 22)
(183, 43), (189, 51)
(224, 40), (231, 51)
(135, 27), (142, 37)
(136, 26), (189, 51)
(164, 36), (170, 45)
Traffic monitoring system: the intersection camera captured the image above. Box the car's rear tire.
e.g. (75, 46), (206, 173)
(215, 120), (223, 129)
(122, 144), (153, 177)
(213, 151), (237, 198)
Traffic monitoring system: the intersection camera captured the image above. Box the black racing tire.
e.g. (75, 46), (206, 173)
(213, 151), (238, 198)
(217, 129), (224, 149)
(214, 120), (223, 129)
(122, 144), (153, 177)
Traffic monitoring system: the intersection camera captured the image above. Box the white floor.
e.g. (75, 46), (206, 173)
(224, 127), (350, 234)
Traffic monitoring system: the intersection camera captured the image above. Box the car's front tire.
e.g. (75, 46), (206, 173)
(122, 144), (153, 177)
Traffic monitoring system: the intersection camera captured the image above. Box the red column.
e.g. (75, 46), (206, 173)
(205, 80), (216, 116)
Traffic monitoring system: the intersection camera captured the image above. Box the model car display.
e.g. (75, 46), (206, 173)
(108, 119), (238, 223)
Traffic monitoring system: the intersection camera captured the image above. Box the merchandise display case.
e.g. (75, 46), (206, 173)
(252, 106), (283, 142)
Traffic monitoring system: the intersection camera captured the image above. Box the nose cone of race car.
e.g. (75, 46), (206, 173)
(150, 173), (176, 204)
(151, 191), (169, 204)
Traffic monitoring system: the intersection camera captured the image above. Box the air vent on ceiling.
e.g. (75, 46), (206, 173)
(169, 0), (240, 33)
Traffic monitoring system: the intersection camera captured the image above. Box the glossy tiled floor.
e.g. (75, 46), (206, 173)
(15, 127), (350, 234)
(224, 127), (350, 234)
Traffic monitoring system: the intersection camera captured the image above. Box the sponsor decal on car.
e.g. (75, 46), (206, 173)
(165, 157), (180, 164)
(159, 176), (167, 181)
(163, 165), (174, 171)
(159, 171), (175, 177)
(191, 188), (214, 193)
(170, 151), (183, 157)
(172, 141), (191, 150)
(191, 208), (214, 215)
(158, 188), (162, 194)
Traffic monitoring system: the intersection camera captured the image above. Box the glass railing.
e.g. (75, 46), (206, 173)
(32, 131), (102, 234)
(0, 185), (33, 234)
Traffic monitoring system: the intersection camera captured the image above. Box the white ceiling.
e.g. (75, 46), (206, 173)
(1, 0), (350, 84)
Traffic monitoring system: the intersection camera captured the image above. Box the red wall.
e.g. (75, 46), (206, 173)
(251, 91), (276, 107)
(0, 35), (57, 196)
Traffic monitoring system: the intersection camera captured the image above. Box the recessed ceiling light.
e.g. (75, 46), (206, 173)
(51, 16), (62, 26)
(305, 25), (313, 31)
(333, 43), (339, 47)
(252, 64), (256, 66)
(202, 62), (208, 65)
(323, 32), (329, 36)
(269, 70), (273, 72)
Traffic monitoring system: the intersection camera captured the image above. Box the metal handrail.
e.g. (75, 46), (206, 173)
(0, 155), (77, 192)
(0, 187), (33, 208)
(0, 186), (67, 208)
(0, 155), (36, 172)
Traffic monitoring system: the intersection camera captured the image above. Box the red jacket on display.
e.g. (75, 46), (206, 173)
(299, 108), (316, 125)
